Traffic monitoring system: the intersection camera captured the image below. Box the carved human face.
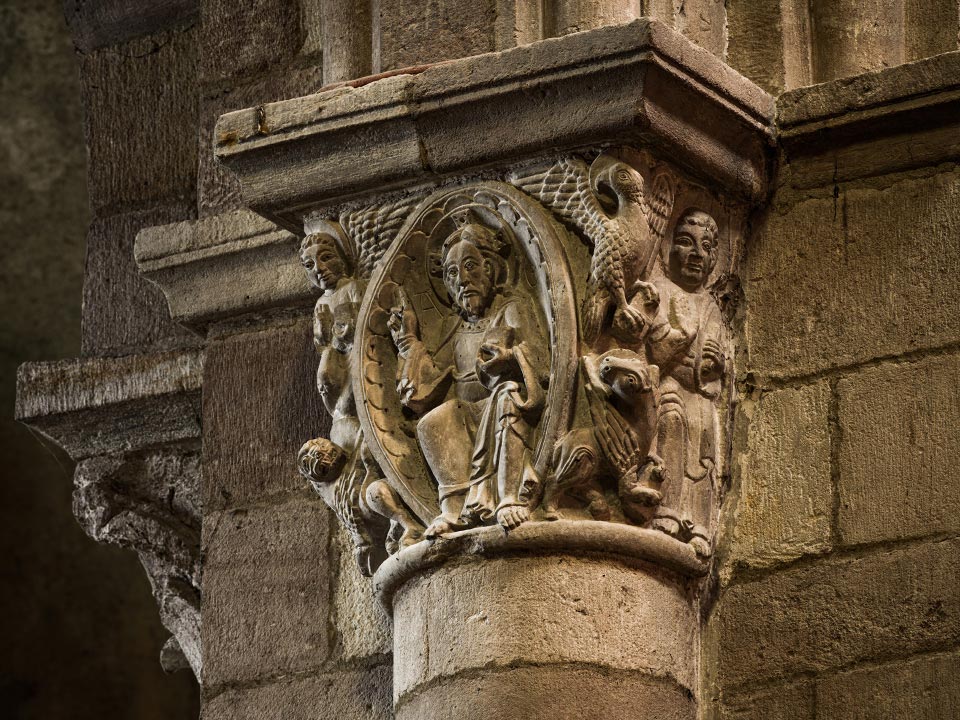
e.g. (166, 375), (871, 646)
(301, 235), (346, 292)
(668, 214), (718, 291)
(443, 240), (496, 320)
(297, 438), (346, 484)
(331, 303), (357, 354)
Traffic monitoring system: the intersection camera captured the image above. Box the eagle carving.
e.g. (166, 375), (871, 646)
(511, 153), (675, 344)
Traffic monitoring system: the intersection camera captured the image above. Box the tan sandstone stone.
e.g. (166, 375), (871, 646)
(719, 680), (814, 720)
(203, 319), (327, 509)
(729, 381), (833, 569)
(392, 554), (699, 703)
(816, 651), (960, 720)
(715, 537), (960, 690)
(837, 353), (960, 546)
(201, 497), (331, 687)
(201, 665), (392, 720)
(745, 170), (960, 379)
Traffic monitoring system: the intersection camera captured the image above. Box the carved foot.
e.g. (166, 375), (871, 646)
(651, 516), (680, 538)
(496, 504), (531, 531)
(585, 490), (612, 521)
(689, 535), (713, 558)
(424, 514), (467, 539)
(385, 520), (424, 555)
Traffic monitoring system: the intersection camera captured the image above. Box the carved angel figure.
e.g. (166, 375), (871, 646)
(512, 154), (674, 344)
(646, 208), (727, 557)
(297, 202), (424, 575)
(386, 221), (548, 536)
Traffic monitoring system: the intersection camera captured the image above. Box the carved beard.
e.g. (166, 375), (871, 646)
(458, 289), (491, 319)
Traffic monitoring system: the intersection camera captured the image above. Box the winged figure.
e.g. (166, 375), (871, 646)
(511, 154), (674, 344)
(341, 197), (418, 280)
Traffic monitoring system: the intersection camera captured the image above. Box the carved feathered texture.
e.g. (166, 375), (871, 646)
(342, 198), (418, 280)
(511, 155), (676, 343)
(511, 157), (609, 249)
(332, 461), (372, 554)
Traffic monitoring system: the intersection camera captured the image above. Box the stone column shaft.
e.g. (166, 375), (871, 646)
(810, 0), (906, 81)
(548, 0), (642, 36)
(322, 0), (374, 84)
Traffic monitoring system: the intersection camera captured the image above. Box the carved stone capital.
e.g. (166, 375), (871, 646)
(16, 350), (203, 677)
(213, 17), (776, 718)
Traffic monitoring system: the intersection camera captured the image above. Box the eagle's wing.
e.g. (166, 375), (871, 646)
(342, 198), (418, 280)
(509, 157), (610, 249)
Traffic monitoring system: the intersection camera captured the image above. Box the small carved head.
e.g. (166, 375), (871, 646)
(591, 156), (646, 210)
(667, 209), (719, 292)
(330, 302), (358, 354)
(300, 232), (349, 292)
(440, 223), (507, 321)
(297, 437), (347, 485)
(598, 349), (658, 404)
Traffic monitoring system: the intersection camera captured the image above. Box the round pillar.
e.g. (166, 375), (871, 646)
(375, 521), (706, 720)
(548, 0), (641, 37)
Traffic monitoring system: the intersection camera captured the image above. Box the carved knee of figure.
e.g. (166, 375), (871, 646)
(364, 480), (423, 547)
(424, 491), (469, 539)
(656, 404), (686, 505)
(417, 401), (474, 493)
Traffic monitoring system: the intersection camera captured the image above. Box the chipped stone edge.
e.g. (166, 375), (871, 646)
(134, 209), (311, 331)
(777, 50), (960, 131)
(214, 18), (776, 228)
(373, 520), (707, 613)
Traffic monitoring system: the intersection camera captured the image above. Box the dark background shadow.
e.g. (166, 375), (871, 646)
(0, 1), (199, 717)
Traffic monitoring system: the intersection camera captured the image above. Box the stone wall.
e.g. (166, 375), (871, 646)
(13, 1), (960, 718)
(1, 0), (198, 716)
(705, 56), (960, 718)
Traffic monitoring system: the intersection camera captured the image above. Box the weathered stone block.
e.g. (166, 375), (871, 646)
(745, 170), (960, 379)
(715, 538), (960, 690)
(332, 526), (391, 662)
(725, 0), (813, 94)
(199, 0), (312, 85)
(809, 0), (905, 82)
(16, 348), (203, 459)
(82, 209), (197, 356)
(398, 665), (695, 720)
(719, 681), (814, 720)
(202, 318), (327, 509)
(199, 69), (324, 217)
(376, 0), (497, 71)
(202, 665), (392, 719)
(816, 651), (960, 719)
(728, 382), (832, 569)
(136, 209), (308, 329)
(65, 0), (198, 52)
(201, 497), (331, 686)
(670, 0), (727, 58)
(393, 554), (699, 702)
(903, 0), (959, 62)
(837, 353), (960, 546)
(79, 27), (198, 215)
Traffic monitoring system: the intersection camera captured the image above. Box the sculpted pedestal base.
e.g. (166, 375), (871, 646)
(375, 522), (705, 720)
